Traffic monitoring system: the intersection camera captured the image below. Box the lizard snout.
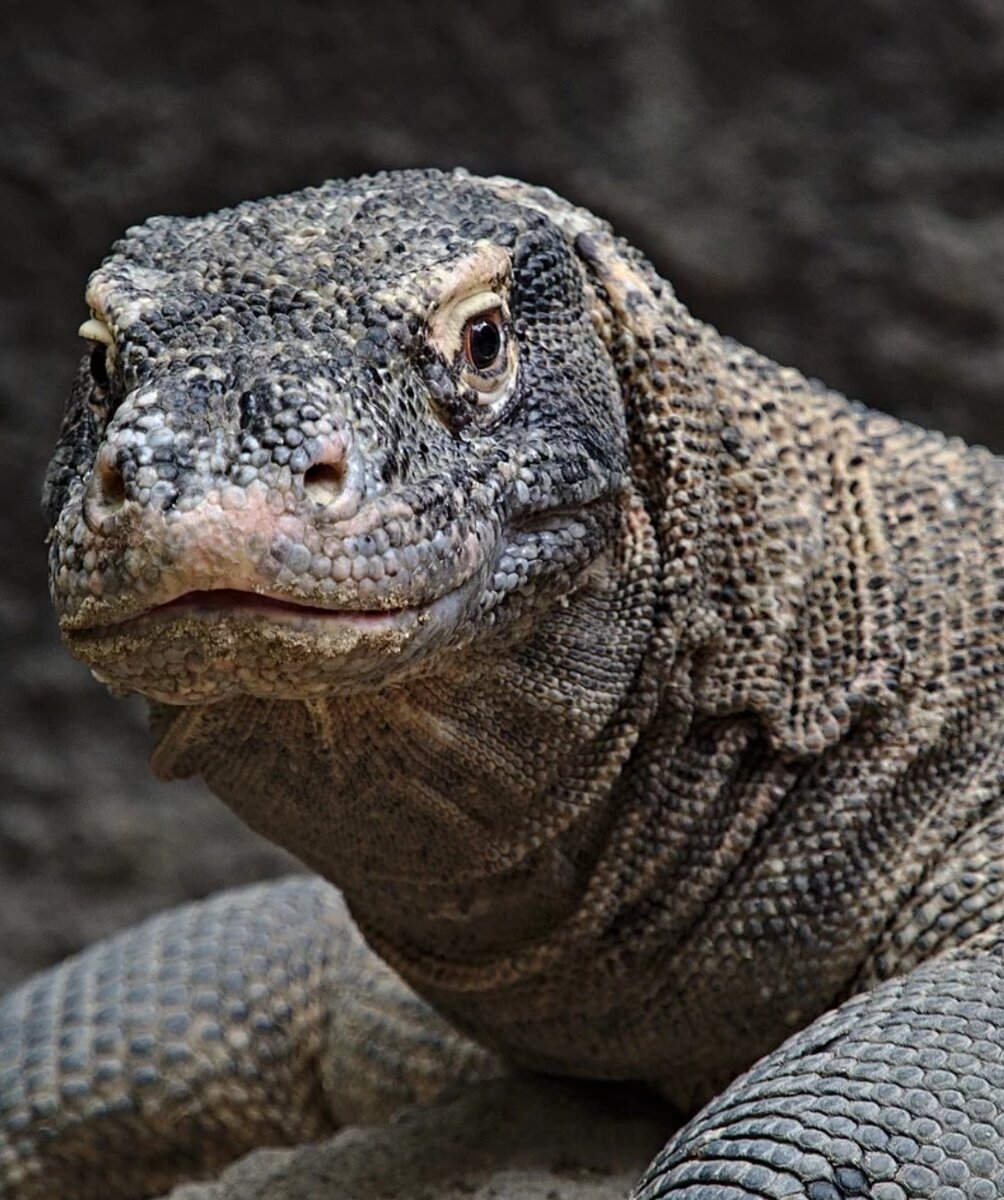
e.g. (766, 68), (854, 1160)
(81, 417), (364, 537)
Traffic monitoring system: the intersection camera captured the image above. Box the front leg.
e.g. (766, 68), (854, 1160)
(0, 876), (503, 1200)
(636, 940), (1004, 1199)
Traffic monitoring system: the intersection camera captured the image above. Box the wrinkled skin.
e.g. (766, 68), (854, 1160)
(5, 169), (1004, 1199)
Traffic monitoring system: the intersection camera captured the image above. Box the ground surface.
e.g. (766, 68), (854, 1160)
(163, 1079), (671, 1200)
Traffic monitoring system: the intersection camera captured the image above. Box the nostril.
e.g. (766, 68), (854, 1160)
(303, 461), (345, 506)
(82, 446), (127, 533)
(300, 434), (362, 520)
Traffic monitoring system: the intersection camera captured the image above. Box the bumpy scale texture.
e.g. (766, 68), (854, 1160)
(3, 169), (1004, 1198)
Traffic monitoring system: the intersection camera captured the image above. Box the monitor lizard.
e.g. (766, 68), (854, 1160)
(3, 169), (1004, 1198)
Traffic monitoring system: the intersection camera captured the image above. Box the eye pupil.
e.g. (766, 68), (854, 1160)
(89, 344), (109, 389)
(466, 316), (502, 371)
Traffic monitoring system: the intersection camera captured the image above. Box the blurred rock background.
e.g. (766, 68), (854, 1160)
(2, 0), (1002, 989)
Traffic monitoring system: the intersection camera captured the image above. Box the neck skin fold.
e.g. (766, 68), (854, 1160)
(150, 491), (664, 966)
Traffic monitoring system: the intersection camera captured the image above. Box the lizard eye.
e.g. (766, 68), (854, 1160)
(424, 269), (518, 428)
(458, 306), (514, 401)
(463, 311), (504, 373)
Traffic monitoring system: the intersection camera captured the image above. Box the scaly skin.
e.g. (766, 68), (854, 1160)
(4, 169), (1004, 1198)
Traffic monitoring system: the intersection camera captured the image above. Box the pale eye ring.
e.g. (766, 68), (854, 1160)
(463, 310), (504, 372)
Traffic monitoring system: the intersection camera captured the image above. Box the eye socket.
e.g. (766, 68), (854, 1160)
(88, 343), (110, 390)
(463, 310), (504, 372)
(425, 281), (516, 427)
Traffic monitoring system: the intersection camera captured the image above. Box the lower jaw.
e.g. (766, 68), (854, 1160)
(61, 582), (476, 705)
(66, 616), (417, 703)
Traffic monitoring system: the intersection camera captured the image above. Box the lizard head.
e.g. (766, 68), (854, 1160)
(44, 169), (635, 703)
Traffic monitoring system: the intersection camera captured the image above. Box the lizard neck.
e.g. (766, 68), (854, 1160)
(149, 489), (665, 960)
(619, 310), (924, 758)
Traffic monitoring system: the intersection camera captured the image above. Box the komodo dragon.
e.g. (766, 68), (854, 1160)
(3, 168), (1004, 1200)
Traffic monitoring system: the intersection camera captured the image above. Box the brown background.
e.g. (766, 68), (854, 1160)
(2, 0), (1003, 990)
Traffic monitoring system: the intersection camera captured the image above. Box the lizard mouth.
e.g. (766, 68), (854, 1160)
(60, 575), (480, 704)
(135, 588), (415, 626)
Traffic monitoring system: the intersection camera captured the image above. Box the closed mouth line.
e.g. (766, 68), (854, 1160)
(146, 589), (412, 621)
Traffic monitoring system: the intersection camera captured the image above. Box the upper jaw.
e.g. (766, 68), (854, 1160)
(52, 476), (491, 634)
(50, 447), (622, 700)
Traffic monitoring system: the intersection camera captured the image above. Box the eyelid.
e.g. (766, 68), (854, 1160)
(451, 290), (506, 328)
(422, 242), (512, 360)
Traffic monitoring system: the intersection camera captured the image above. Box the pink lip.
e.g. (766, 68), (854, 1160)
(148, 589), (408, 622)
